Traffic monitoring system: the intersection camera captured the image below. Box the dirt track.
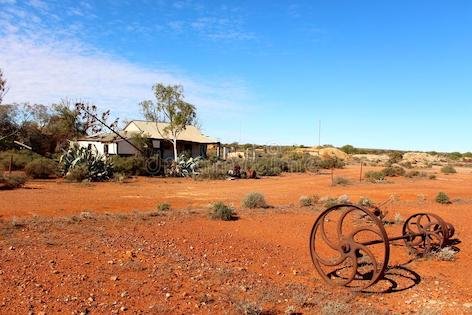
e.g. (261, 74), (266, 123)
(0, 165), (471, 314)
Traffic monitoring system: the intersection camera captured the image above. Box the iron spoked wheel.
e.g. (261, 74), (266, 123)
(402, 213), (449, 256)
(309, 204), (390, 291)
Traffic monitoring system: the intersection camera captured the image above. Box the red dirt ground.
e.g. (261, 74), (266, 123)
(0, 165), (471, 314)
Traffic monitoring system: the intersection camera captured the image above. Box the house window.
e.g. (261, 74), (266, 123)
(104, 144), (109, 155)
(199, 144), (207, 158)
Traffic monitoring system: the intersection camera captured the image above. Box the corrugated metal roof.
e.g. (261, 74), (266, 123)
(78, 130), (131, 142)
(124, 120), (218, 144)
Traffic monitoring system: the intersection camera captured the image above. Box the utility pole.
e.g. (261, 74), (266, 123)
(318, 120), (321, 147)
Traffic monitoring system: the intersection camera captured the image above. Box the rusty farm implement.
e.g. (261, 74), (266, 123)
(309, 204), (455, 290)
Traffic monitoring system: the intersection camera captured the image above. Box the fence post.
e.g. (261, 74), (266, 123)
(359, 162), (363, 182)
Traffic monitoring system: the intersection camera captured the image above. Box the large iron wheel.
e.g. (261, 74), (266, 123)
(309, 204), (390, 290)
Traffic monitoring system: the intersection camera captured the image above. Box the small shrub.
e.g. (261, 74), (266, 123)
(25, 158), (58, 179)
(358, 196), (374, 207)
(332, 176), (350, 186)
(364, 171), (385, 182)
(336, 194), (350, 204)
(110, 156), (146, 176)
(61, 145), (113, 181)
(157, 202), (171, 211)
(209, 202), (236, 221)
(242, 192), (268, 209)
(393, 212), (404, 224)
(321, 300), (350, 315)
(0, 150), (34, 170)
(387, 152), (404, 165)
(435, 192), (451, 204)
(405, 170), (427, 178)
(430, 247), (457, 261)
(299, 196), (314, 207)
(382, 165), (406, 177)
(197, 165), (227, 180)
(429, 174), (437, 180)
(311, 194), (320, 204)
(253, 158), (282, 176)
(0, 174), (27, 190)
(321, 196), (339, 208)
(441, 165), (456, 174)
(319, 157), (345, 169)
(65, 164), (89, 182)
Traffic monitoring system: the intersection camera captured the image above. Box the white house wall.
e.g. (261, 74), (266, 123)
(77, 141), (118, 155)
(123, 122), (141, 133)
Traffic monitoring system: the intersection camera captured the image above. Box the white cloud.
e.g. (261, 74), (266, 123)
(0, 34), (252, 121)
(0, 0), (255, 139)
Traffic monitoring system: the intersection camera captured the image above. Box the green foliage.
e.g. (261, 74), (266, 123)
(209, 202), (236, 221)
(0, 174), (27, 190)
(441, 165), (456, 174)
(447, 152), (462, 160)
(358, 196), (374, 207)
(435, 192), (451, 204)
(364, 171), (385, 182)
(242, 192), (268, 209)
(65, 164), (89, 182)
(382, 165), (406, 177)
(24, 158), (58, 179)
(405, 170), (427, 178)
(0, 150), (35, 170)
(140, 83), (197, 160)
(157, 202), (171, 211)
(110, 156), (146, 176)
(322, 197), (339, 208)
(299, 196), (314, 207)
(319, 157), (345, 169)
(60, 145), (113, 181)
(332, 176), (350, 186)
(387, 152), (403, 165)
(197, 163), (227, 179)
(166, 154), (200, 177)
(252, 158), (282, 176)
(339, 144), (358, 154)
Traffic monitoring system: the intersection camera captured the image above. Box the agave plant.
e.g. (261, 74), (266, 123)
(166, 154), (201, 177)
(60, 144), (113, 181)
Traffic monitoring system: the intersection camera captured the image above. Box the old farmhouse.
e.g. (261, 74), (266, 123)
(77, 120), (219, 159)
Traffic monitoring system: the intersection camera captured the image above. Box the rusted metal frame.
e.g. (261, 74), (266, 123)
(361, 232), (426, 246)
(309, 204), (456, 291)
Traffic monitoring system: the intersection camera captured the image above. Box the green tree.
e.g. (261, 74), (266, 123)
(139, 83), (197, 161)
(340, 144), (357, 154)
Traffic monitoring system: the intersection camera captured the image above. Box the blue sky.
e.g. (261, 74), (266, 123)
(0, 1), (471, 152)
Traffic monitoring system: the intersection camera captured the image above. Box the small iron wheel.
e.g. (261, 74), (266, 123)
(402, 213), (449, 256)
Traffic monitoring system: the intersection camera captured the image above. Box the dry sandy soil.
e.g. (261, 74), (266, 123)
(0, 165), (471, 314)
